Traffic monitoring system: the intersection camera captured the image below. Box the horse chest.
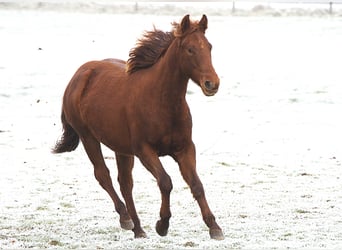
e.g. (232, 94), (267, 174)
(151, 118), (192, 156)
(154, 132), (185, 156)
(129, 95), (192, 155)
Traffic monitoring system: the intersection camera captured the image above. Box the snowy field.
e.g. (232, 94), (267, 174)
(1, 3), (342, 249)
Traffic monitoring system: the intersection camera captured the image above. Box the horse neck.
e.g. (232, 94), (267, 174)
(152, 42), (189, 104)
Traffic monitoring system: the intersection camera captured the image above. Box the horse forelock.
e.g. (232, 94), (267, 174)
(126, 19), (201, 75)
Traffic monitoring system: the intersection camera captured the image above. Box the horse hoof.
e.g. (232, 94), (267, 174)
(156, 220), (169, 236)
(134, 230), (147, 238)
(209, 228), (224, 240)
(120, 219), (134, 230)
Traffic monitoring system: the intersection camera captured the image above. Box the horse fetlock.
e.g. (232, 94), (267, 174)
(190, 182), (204, 200)
(134, 229), (147, 238)
(202, 213), (217, 227)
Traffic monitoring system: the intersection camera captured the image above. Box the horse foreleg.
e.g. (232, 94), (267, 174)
(137, 146), (173, 237)
(80, 134), (133, 231)
(173, 142), (224, 240)
(116, 153), (146, 238)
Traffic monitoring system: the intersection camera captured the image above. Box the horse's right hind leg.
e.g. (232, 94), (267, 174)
(116, 153), (146, 238)
(80, 133), (134, 230)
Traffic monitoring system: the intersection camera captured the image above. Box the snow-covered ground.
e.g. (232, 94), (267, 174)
(1, 4), (342, 249)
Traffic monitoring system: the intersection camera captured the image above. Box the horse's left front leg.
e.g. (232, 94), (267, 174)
(173, 142), (224, 240)
(137, 145), (173, 237)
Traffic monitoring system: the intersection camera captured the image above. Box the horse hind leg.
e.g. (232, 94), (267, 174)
(116, 153), (146, 238)
(80, 133), (134, 231)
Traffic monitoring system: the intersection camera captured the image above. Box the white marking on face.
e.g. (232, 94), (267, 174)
(199, 39), (205, 49)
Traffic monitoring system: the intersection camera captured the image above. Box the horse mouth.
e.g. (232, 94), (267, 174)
(203, 89), (218, 96)
(201, 84), (219, 96)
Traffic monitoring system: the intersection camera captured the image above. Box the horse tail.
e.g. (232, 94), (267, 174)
(52, 110), (80, 154)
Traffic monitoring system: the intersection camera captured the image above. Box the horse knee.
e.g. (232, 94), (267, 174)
(158, 174), (173, 195)
(190, 181), (204, 200)
(94, 167), (111, 187)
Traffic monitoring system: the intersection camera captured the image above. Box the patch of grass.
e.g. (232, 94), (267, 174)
(218, 161), (231, 167)
(49, 240), (63, 246)
(298, 172), (312, 176)
(301, 194), (313, 198)
(36, 205), (49, 211)
(315, 90), (327, 94)
(183, 241), (198, 247)
(289, 98), (299, 103)
(295, 209), (310, 214)
(0, 225), (13, 230)
(60, 202), (74, 209)
(239, 214), (248, 219)
(279, 232), (293, 240)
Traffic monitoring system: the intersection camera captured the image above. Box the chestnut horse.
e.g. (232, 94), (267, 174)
(53, 14), (223, 240)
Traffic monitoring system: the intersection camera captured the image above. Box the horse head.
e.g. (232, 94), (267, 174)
(176, 14), (220, 96)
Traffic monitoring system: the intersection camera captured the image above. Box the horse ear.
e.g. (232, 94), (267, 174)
(180, 14), (191, 34)
(198, 14), (208, 33)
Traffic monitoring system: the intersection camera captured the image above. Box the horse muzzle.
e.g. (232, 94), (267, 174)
(201, 80), (219, 96)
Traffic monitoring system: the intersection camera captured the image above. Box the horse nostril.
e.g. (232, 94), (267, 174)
(205, 80), (214, 90)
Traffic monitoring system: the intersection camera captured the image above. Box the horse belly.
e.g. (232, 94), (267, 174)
(101, 130), (133, 155)
(84, 100), (133, 154)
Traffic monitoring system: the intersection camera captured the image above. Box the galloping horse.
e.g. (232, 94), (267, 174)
(53, 14), (224, 240)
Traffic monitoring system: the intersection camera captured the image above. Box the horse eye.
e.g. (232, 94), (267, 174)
(187, 47), (194, 55)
